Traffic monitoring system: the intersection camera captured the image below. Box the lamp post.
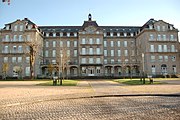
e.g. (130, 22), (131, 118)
(142, 53), (145, 84)
(59, 53), (63, 85)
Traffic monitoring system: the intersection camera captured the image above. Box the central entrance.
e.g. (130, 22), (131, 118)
(88, 67), (95, 76)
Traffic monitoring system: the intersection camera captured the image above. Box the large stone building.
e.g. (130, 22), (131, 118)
(0, 14), (179, 78)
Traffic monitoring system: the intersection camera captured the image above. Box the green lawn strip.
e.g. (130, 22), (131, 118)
(36, 80), (78, 86)
(114, 79), (165, 85)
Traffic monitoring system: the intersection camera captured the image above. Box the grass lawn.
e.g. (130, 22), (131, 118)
(114, 79), (165, 85)
(36, 80), (78, 86)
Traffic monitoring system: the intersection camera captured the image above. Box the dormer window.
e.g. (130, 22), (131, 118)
(67, 33), (70, 37)
(46, 33), (49, 37)
(149, 25), (153, 29)
(6, 25), (10, 30)
(170, 26), (173, 30)
(157, 25), (160, 31)
(20, 25), (23, 31)
(110, 32), (113, 37)
(28, 25), (32, 30)
(130, 33), (134, 37)
(53, 33), (56, 37)
(74, 33), (77, 37)
(14, 25), (18, 31)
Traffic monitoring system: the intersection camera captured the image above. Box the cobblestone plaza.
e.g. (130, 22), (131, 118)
(0, 80), (180, 119)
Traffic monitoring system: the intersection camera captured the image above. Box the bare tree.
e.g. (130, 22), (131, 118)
(56, 45), (70, 84)
(25, 33), (42, 79)
(2, 63), (9, 80)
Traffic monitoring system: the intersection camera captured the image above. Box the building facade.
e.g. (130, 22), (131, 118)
(0, 14), (179, 78)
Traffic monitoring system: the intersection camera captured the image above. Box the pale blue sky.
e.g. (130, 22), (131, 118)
(0, 0), (180, 31)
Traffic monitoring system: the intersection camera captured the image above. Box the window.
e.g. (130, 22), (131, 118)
(117, 33), (120, 37)
(104, 59), (107, 64)
(82, 48), (86, 55)
(117, 41), (120, 47)
(13, 35), (17, 41)
(4, 57), (8, 63)
(53, 41), (56, 47)
(171, 45), (175, 52)
(171, 56), (176, 61)
(104, 50), (107, 56)
(89, 58), (93, 64)
(170, 26), (173, 30)
(89, 48), (93, 55)
(74, 50), (77, 57)
(28, 25), (32, 30)
(163, 45), (167, 52)
(25, 67), (30, 76)
(66, 33), (70, 37)
(20, 25), (23, 31)
(118, 59), (121, 63)
(172, 65), (176, 73)
(74, 33), (77, 37)
(4, 46), (9, 53)
(150, 45), (155, 52)
(67, 50), (70, 56)
(96, 58), (101, 64)
(96, 38), (100, 44)
(74, 41), (77, 47)
(149, 25), (153, 29)
(130, 33), (134, 37)
(60, 41), (63, 47)
(46, 33), (49, 37)
(18, 57), (22, 63)
(6, 25), (9, 30)
(157, 25), (160, 31)
(13, 46), (17, 53)
(170, 35), (174, 41)
(158, 45), (162, 52)
(18, 46), (22, 53)
(111, 59), (114, 64)
(19, 35), (23, 41)
(5, 35), (9, 41)
(96, 67), (101, 74)
(124, 41), (127, 47)
(67, 41), (70, 47)
(110, 32), (113, 37)
(96, 48), (101, 55)
(164, 56), (168, 62)
(46, 41), (49, 47)
(111, 50), (114, 56)
(104, 41), (107, 47)
(159, 56), (163, 62)
(163, 35), (166, 41)
(82, 38), (86, 44)
(52, 60), (56, 64)
(110, 41), (114, 47)
(131, 50), (135, 56)
(118, 50), (121, 56)
(53, 33), (56, 37)
(14, 25), (18, 31)
(124, 50), (128, 56)
(149, 34), (154, 40)
(26, 57), (30, 63)
(157, 34), (161, 40)
(162, 26), (165, 31)
(52, 50), (56, 57)
(45, 50), (48, 57)
(151, 65), (156, 74)
(27, 35), (30, 41)
(150, 56), (155, 62)
(12, 57), (16, 63)
(124, 33), (127, 37)
(89, 38), (93, 44)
